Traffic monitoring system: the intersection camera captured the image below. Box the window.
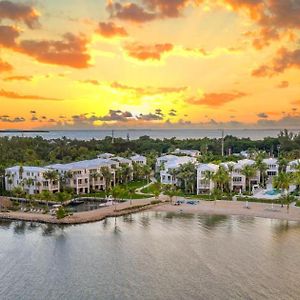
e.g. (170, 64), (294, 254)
(233, 177), (242, 183)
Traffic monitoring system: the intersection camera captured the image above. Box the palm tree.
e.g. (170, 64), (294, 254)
(273, 172), (293, 208)
(127, 186), (136, 205)
(19, 166), (24, 179)
(176, 162), (196, 194)
(56, 192), (70, 205)
(90, 171), (100, 191)
(25, 178), (35, 193)
(5, 172), (13, 190)
(43, 170), (59, 192)
(115, 168), (122, 184)
(278, 156), (288, 173)
(212, 166), (230, 193)
(100, 166), (113, 190)
(12, 186), (24, 198)
(255, 157), (268, 187)
(36, 181), (42, 193)
(293, 169), (300, 191)
(241, 165), (257, 193)
(120, 164), (133, 184)
(111, 186), (124, 212)
(142, 164), (152, 183)
(168, 168), (178, 185)
(60, 170), (72, 192)
(203, 170), (214, 194)
(153, 183), (161, 201)
(163, 184), (179, 204)
(227, 164), (235, 192)
(273, 172), (292, 196)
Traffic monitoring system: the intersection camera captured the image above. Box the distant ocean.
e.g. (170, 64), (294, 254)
(0, 129), (298, 141)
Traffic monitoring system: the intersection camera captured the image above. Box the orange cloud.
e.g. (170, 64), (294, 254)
(96, 22), (128, 38)
(143, 0), (190, 18)
(0, 59), (13, 72)
(252, 47), (300, 77)
(187, 92), (247, 107)
(124, 42), (173, 60)
(110, 81), (187, 94)
(277, 80), (289, 88)
(0, 25), (20, 48)
(0, 89), (62, 101)
(107, 2), (156, 23)
(252, 27), (280, 50)
(107, 0), (190, 23)
(222, 0), (300, 50)
(3, 75), (32, 81)
(0, 0), (40, 29)
(0, 26), (91, 69)
(18, 33), (91, 69)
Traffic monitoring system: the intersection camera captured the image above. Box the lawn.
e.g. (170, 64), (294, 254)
(140, 182), (160, 194)
(119, 180), (148, 190)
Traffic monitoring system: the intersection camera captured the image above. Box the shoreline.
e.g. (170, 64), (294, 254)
(2, 199), (300, 225)
(152, 200), (300, 222)
(0, 198), (160, 225)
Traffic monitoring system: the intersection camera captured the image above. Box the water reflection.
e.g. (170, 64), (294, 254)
(13, 221), (27, 234)
(123, 214), (135, 223)
(41, 224), (58, 236)
(139, 214), (150, 227)
(1, 212), (300, 300)
(197, 214), (228, 229)
(0, 219), (12, 229)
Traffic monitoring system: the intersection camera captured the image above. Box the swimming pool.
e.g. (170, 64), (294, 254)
(264, 189), (280, 196)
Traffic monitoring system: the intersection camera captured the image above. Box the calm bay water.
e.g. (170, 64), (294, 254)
(1, 212), (300, 300)
(0, 128), (298, 140)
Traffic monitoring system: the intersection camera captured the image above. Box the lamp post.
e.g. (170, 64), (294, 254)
(221, 129), (225, 157)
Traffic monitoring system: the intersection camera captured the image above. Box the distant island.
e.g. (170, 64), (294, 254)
(0, 130), (49, 133)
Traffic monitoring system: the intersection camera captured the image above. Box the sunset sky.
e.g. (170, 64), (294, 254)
(0, 0), (300, 130)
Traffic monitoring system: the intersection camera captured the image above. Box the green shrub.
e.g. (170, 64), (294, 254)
(56, 207), (67, 219)
(150, 200), (161, 205)
(237, 197), (277, 204)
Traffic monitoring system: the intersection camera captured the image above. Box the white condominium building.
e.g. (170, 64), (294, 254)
(263, 158), (279, 178)
(197, 163), (219, 194)
(5, 166), (60, 195)
(287, 159), (300, 173)
(48, 158), (117, 195)
(172, 149), (200, 157)
(131, 154), (147, 165)
(156, 155), (197, 185)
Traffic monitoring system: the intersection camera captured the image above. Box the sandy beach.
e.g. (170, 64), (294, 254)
(152, 200), (300, 222)
(2, 198), (300, 224)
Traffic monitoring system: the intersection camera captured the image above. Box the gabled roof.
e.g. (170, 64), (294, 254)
(263, 158), (278, 164)
(112, 157), (132, 164)
(47, 158), (114, 171)
(131, 154), (146, 160)
(288, 159), (300, 166)
(5, 166), (48, 173)
(235, 159), (255, 169)
(197, 163), (219, 172)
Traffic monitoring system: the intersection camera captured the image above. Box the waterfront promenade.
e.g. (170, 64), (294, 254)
(0, 198), (157, 225)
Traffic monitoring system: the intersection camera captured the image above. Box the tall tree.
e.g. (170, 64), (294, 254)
(241, 165), (257, 193)
(255, 156), (268, 187)
(100, 166), (113, 190)
(212, 166), (230, 193)
(43, 170), (59, 192)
